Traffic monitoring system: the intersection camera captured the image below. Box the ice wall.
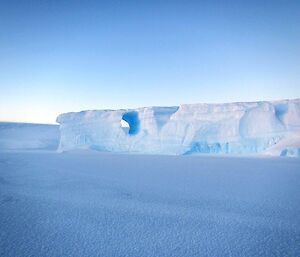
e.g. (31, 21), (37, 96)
(56, 99), (300, 156)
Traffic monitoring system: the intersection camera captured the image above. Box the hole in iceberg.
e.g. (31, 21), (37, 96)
(121, 111), (140, 135)
(120, 119), (130, 128)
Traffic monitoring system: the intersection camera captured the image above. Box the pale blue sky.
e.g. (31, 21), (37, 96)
(0, 0), (300, 123)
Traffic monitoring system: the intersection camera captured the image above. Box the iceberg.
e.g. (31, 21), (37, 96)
(56, 99), (300, 156)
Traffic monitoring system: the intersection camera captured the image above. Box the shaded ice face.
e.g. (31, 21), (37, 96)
(121, 111), (140, 135)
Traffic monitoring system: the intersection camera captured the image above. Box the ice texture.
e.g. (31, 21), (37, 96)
(56, 99), (300, 156)
(280, 147), (300, 157)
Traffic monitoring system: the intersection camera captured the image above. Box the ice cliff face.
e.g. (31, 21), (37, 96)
(56, 99), (300, 156)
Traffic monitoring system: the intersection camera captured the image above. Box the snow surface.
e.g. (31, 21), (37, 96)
(0, 122), (59, 151)
(0, 151), (300, 256)
(57, 99), (300, 156)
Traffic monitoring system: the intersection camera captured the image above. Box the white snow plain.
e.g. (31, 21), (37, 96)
(1, 151), (300, 257)
(57, 99), (300, 156)
(0, 122), (59, 151)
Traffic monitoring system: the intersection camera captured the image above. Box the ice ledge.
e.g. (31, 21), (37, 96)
(56, 99), (300, 156)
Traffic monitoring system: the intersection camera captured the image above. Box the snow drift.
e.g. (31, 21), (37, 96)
(56, 99), (300, 156)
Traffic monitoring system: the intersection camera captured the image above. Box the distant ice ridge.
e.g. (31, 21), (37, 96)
(56, 99), (300, 156)
(0, 122), (59, 151)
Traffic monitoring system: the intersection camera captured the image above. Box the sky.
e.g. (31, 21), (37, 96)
(0, 0), (300, 124)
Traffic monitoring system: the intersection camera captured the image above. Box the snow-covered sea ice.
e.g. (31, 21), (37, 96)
(1, 151), (300, 256)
